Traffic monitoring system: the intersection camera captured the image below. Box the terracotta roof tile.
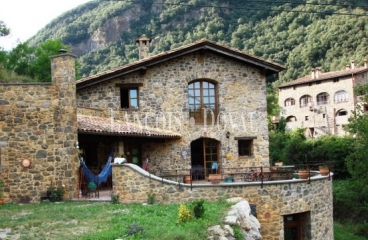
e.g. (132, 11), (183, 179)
(279, 67), (368, 88)
(77, 115), (181, 139)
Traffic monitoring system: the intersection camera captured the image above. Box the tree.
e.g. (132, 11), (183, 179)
(30, 39), (67, 82)
(0, 21), (10, 37)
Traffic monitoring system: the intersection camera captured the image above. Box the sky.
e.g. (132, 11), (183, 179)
(0, 0), (92, 50)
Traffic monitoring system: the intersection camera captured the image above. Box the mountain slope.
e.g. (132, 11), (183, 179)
(29, 0), (368, 85)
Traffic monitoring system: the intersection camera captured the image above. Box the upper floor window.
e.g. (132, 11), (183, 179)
(334, 90), (348, 103)
(188, 80), (218, 124)
(284, 98), (295, 107)
(116, 83), (143, 110)
(317, 92), (329, 105)
(300, 95), (312, 108)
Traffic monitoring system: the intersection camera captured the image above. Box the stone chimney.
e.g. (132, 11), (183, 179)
(351, 60), (355, 69)
(135, 34), (151, 60)
(315, 67), (321, 78)
(364, 59), (367, 68)
(311, 68), (315, 79)
(346, 64), (350, 70)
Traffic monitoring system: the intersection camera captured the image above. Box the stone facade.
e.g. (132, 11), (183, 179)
(0, 53), (79, 203)
(77, 50), (271, 174)
(113, 164), (334, 240)
(278, 61), (368, 137)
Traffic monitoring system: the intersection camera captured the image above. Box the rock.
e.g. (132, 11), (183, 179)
(208, 199), (262, 240)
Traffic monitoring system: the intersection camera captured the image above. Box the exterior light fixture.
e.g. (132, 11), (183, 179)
(226, 131), (230, 139)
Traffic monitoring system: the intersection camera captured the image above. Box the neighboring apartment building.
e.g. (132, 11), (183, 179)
(277, 60), (368, 137)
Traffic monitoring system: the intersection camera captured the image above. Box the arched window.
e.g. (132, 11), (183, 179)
(188, 80), (218, 124)
(334, 90), (348, 103)
(300, 95), (312, 108)
(317, 92), (329, 105)
(336, 109), (348, 116)
(286, 116), (297, 122)
(284, 98), (296, 107)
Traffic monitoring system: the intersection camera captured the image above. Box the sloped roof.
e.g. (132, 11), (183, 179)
(77, 115), (181, 139)
(278, 66), (368, 88)
(76, 38), (285, 89)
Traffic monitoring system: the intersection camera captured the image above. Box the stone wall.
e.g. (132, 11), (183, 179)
(113, 164), (333, 240)
(0, 53), (79, 203)
(77, 51), (271, 173)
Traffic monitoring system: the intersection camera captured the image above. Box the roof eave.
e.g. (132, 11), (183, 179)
(77, 42), (285, 90)
(78, 130), (181, 139)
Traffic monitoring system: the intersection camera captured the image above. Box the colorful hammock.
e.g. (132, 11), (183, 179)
(80, 150), (113, 185)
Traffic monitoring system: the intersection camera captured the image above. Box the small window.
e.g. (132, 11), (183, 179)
(120, 88), (139, 109)
(364, 104), (368, 112)
(334, 90), (349, 103)
(238, 140), (253, 156)
(333, 78), (339, 83)
(293, 86), (297, 90)
(284, 98), (296, 107)
(286, 116), (297, 122)
(317, 92), (329, 105)
(336, 109), (347, 116)
(305, 116), (309, 121)
(300, 95), (312, 108)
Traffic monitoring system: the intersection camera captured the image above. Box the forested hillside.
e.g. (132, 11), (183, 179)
(29, 0), (368, 85)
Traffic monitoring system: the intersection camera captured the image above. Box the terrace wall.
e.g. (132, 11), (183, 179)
(113, 164), (333, 240)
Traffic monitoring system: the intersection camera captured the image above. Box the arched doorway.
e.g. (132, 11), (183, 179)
(190, 138), (219, 180)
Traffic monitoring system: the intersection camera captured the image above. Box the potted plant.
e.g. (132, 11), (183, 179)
(208, 173), (222, 184)
(208, 162), (221, 184)
(298, 168), (311, 179)
(319, 165), (329, 176)
(0, 179), (4, 205)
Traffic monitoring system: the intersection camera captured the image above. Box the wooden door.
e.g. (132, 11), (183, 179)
(203, 139), (219, 178)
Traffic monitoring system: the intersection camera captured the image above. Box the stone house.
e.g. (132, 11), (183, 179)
(0, 36), (335, 239)
(277, 60), (368, 137)
(76, 35), (285, 179)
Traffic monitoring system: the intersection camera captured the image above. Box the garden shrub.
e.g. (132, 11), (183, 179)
(47, 185), (65, 202)
(191, 199), (205, 219)
(177, 204), (192, 223)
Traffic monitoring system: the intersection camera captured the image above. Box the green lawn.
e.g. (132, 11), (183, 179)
(0, 200), (367, 240)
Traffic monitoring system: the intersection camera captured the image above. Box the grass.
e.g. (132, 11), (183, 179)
(0, 199), (231, 240)
(334, 222), (368, 240)
(1, 199), (367, 240)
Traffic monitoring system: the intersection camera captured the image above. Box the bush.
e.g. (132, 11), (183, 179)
(111, 194), (119, 204)
(147, 192), (156, 204)
(177, 204), (192, 224)
(47, 185), (65, 202)
(191, 199), (205, 219)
